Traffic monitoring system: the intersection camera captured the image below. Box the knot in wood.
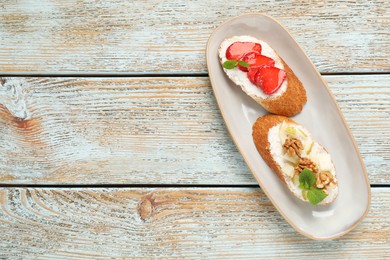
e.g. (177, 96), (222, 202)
(138, 196), (153, 221)
(0, 78), (31, 120)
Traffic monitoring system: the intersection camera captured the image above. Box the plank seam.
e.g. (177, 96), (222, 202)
(0, 184), (387, 188)
(0, 72), (389, 77)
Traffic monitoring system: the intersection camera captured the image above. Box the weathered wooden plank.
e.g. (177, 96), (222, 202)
(0, 1), (388, 74)
(0, 75), (388, 185)
(0, 187), (388, 258)
(326, 75), (390, 185)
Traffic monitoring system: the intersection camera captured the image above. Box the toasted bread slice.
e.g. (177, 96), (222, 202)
(219, 36), (306, 117)
(252, 114), (338, 205)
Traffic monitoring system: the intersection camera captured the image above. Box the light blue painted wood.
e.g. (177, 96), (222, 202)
(0, 188), (388, 257)
(0, 0), (389, 74)
(0, 75), (388, 184)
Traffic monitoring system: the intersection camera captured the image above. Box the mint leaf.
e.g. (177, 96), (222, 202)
(298, 168), (328, 205)
(223, 60), (238, 69)
(307, 188), (327, 205)
(237, 60), (250, 68)
(299, 169), (316, 190)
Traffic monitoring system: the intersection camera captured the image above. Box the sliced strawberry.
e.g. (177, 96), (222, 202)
(226, 42), (261, 61)
(238, 52), (275, 72)
(254, 66), (287, 94)
(247, 67), (259, 84)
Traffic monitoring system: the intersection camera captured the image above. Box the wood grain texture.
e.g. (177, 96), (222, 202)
(0, 0), (389, 74)
(0, 75), (388, 185)
(0, 187), (388, 258)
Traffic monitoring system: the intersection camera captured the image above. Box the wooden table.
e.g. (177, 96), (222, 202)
(1, 1), (389, 258)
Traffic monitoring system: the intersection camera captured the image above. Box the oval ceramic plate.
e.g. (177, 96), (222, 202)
(206, 14), (371, 240)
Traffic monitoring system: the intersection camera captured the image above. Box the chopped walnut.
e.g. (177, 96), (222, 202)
(316, 171), (336, 190)
(295, 157), (318, 175)
(283, 137), (303, 157)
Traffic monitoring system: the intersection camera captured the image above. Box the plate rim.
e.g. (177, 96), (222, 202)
(205, 13), (371, 240)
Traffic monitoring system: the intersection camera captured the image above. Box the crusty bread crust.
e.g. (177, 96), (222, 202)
(251, 59), (307, 117)
(252, 114), (296, 184)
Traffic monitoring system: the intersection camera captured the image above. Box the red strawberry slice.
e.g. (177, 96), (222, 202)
(247, 67), (259, 84)
(226, 42), (261, 61)
(253, 66), (287, 94)
(238, 52), (275, 72)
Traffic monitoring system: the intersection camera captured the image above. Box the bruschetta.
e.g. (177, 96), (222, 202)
(252, 114), (338, 205)
(219, 35), (307, 116)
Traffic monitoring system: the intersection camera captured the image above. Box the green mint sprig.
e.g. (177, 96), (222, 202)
(223, 60), (249, 69)
(299, 169), (316, 190)
(299, 169), (327, 205)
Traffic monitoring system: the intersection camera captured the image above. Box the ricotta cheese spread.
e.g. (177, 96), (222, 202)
(268, 121), (338, 204)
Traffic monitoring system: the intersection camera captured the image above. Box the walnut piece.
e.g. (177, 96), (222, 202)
(316, 171), (336, 190)
(295, 157), (318, 175)
(283, 137), (303, 157)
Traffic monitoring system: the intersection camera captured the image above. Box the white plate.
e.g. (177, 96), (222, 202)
(206, 14), (371, 240)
